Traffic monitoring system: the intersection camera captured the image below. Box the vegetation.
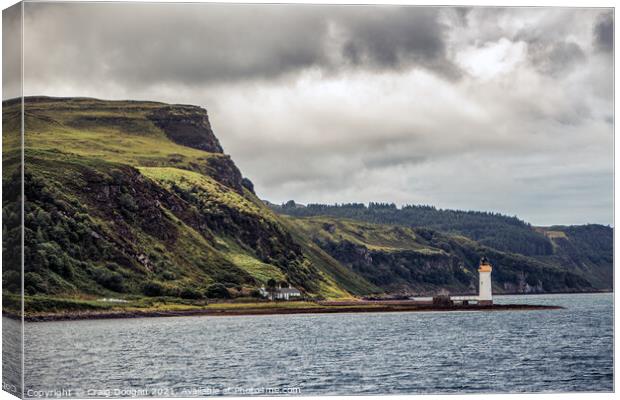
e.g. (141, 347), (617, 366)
(3, 97), (362, 315)
(274, 202), (612, 291)
(287, 216), (598, 295)
(274, 201), (555, 256)
(205, 283), (230, 299)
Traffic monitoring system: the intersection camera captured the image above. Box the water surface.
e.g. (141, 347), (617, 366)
(23, 293), (613, 396)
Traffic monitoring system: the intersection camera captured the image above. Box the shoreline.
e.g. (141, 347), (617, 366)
(13, 303), (564, 323)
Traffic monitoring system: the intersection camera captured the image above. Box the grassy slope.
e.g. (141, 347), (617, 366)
(278, 216), (380, 296)
(22, 98), (230, 173)
(273, 203), (612, 292)
(273, 202), (555, 257)
(536, 225), (613, 289)
(6, 97), (361, 310)
(287, 216), (595, 294)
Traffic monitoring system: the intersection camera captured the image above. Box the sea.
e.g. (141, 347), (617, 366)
(3, 293), (614, 397)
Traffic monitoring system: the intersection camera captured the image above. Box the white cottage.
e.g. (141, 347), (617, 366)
(259, 286), (302, 300)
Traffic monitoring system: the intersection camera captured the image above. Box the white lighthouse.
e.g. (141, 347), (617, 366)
(478, 257), (493, 305)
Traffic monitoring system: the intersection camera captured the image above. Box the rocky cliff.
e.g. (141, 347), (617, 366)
(4, 97), (357, 304)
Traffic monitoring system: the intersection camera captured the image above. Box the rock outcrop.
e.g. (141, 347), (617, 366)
(148, 105), (223, 153)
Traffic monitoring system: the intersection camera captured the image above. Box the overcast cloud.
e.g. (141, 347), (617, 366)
(12, 3), (614, 226)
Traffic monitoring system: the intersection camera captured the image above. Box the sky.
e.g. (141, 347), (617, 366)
(6, 3), (614, 226)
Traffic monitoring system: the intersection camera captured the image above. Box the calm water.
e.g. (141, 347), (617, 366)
(21, 293), (613, 397)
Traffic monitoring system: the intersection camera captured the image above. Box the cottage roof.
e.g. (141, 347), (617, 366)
(277, 288), (301, 294)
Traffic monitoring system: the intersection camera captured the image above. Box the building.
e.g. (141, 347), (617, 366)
(448, 257), (494, 305)
(274, 287), (302, 300)
(477, 257), (493, 305)
(259, 286), (302, 301)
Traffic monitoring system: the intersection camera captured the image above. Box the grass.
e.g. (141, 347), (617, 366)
(288, 215), (436, 252)
(25, 121), (220, 170)
(10, 293), (403, 320)
(4, 294), (116, 315)
(544, 230), (569, 239)
(19, 98), (223, 179)
(138, 166), (269, 219)
(225, 251), (286, 284)
(315, 277), (356, 300)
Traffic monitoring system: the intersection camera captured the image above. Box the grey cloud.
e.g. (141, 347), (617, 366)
(361, 152), (429, 170)
(528, 41), (585, 76)
(452, 7), (472, 26)
(23, 3), (460, 88)
(23, 3), (329, 86)
(337, 8), (461, 79)
(594, 11), (613, 52)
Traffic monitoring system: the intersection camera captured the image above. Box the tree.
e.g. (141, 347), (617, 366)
(143, 281), (164, 297)
(205, 283), (230, 299)
(266, 278), (278, 300)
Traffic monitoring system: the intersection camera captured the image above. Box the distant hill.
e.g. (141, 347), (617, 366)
(273, 201), (555, 255)
(536, 225), (613, 289)
(271, 201), (613, 292)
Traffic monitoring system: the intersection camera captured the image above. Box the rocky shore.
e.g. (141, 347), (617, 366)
(19, 302), (563, 322)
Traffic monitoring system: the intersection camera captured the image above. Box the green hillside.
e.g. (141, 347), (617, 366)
(536, 225), (613, 289)
(274, 202), (554, 256)
(273, 202), (613, 291)
(3, 97), (357, 310)
(287, 216), (595, 295)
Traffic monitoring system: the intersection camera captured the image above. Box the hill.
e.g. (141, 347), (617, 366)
(272, 202), (613, 291)
(286, 216), (595, 295)
(536, 225), (613, 289)
(275, 202), (553, 255)
(3, 97), (372, 310)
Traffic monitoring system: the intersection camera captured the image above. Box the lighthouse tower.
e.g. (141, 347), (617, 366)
(478, 257), (493, 305)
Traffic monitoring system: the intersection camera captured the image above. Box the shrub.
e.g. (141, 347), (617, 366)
(143, 281), (164, 297)
(205, 283), (230, 299)
(118, 193), (138, 213)
(180, 287), (204, 299)
(4, 270), (23, 293)
(161, 271), (177, 281)
(94, 269), (126, 292)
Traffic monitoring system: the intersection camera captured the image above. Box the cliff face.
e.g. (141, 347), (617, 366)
(147, 105), (250, 192)
(318, 240), (474, 294)
(148, 105), (224, 153)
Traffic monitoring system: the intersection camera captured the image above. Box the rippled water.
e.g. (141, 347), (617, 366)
(21, 293), (613, 396)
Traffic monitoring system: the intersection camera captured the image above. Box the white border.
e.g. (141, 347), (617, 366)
(0, 2), (617, 400)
